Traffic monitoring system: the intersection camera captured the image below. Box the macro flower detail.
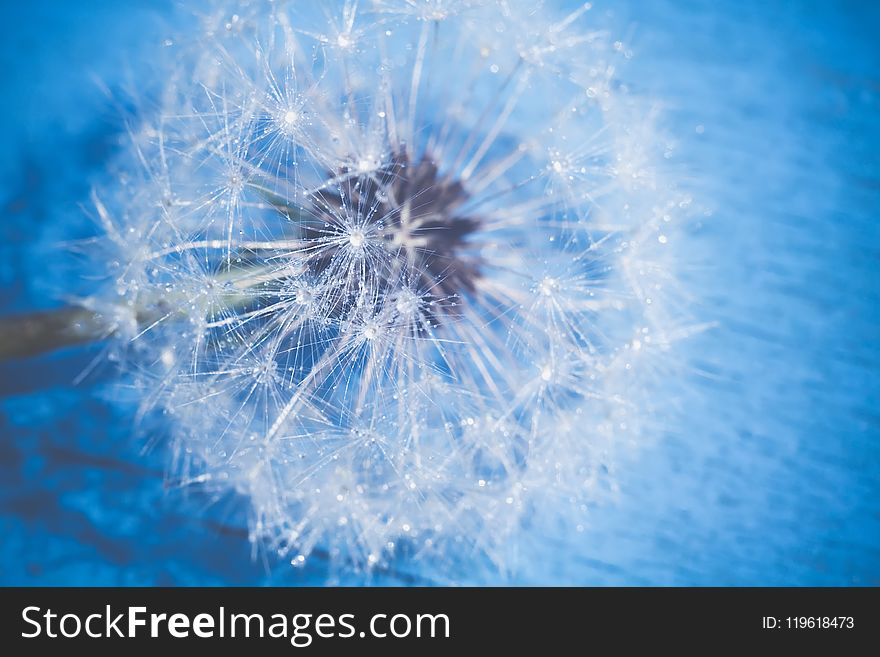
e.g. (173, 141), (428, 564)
(79, 0), (691, 573)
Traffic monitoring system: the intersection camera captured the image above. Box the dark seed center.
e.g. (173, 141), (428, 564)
(308, 151), (482, 310)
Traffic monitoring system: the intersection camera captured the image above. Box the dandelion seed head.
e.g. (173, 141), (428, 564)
(90, 0), (696, 576)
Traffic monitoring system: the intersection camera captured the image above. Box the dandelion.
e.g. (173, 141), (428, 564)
(7, 0), (694, 575)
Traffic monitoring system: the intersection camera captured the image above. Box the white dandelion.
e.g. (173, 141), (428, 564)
(80, 0), (695, 575)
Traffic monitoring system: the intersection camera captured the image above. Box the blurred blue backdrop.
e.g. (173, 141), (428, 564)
(0, 0), (877, 585)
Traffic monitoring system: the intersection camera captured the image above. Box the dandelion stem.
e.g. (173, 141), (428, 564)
(0, 307), (112, 360)
(0, 261), (291, 361)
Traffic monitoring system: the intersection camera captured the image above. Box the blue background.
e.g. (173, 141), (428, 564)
(0, 0), (877, 585)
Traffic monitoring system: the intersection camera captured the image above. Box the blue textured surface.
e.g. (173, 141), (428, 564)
(0, 0), (878, 585)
